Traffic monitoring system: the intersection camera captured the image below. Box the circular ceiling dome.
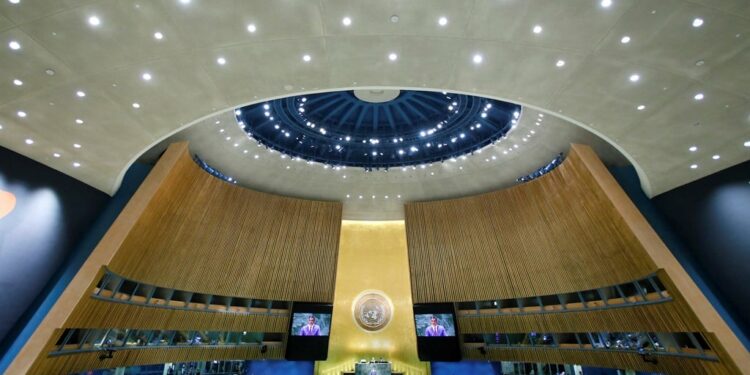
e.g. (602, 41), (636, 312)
(235, 90), (521, 170)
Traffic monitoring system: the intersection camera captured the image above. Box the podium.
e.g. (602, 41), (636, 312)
(353, 361), (391, 375)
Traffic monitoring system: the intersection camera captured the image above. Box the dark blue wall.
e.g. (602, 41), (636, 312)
(0, 147), (151, 374)
(611, 163), (750, 350)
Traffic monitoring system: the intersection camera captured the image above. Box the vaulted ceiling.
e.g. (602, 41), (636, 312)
(1, 0), (748, 208)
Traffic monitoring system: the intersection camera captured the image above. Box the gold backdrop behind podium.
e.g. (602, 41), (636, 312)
(316, 221), (429, 375)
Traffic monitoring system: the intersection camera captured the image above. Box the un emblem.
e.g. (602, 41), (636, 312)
(353, 291), (393, 332)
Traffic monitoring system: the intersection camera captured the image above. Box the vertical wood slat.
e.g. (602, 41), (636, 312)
(405, 145), (656, 303)
(107, 144), (343, 302)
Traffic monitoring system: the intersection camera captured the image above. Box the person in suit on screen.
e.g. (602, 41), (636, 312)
(424, 315), (447, 336)
(299, 315), (321, 336)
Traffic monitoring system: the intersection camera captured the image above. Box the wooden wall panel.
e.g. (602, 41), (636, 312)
(66, 297), (290, 333)
(107, 144), (342, 302)
(459, 300), (701, 334)
(21, 142), (343, 374)
(406, 145), (656, 303)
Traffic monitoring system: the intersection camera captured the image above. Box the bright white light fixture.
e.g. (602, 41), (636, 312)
(712, 154), (720, 160)
(388, 52), (398, 61)
(53, 153), (61, 158)
(690, 164), (698, 169)
(629, 74), (640, 82)
(13, 79), (22, 86)
(556, 59), (565, 67)
(532, 25), (543, 34)
(692, 18), (704, 28)
(472, 54), (483, 64)
(142, 72), (152, 81)
(689, 146), (698, 152)
(694, 92), (704, 100)
(132, 102), (141, 108)
(302, 54), (311, 62)
(154, 31), (164, 40)
(601, 0), (612, 8)
(620, 35), (631, 44)
(8, 40), (20, 50)
(88, 16), (101, 26)
(217, 57), (226, 65)
(637, 105), (646, 111)
(76, 90), (86, 98)
(9, 0), (20, 4)
(17, 111), (26, 118)
(744, 141), (750, 147)
(73, 162), (80, 168)
(342, 17), (352, 26)
(73, 143), (81, 148)
(247, 23), (257, 33)
(25, 138), (33, 145)
(438, 16), (448, 26)
(75, 119), (83, 124)
(179, 0), (190, 4)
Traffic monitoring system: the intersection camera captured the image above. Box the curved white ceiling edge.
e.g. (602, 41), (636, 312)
(112, 86), (652, 198)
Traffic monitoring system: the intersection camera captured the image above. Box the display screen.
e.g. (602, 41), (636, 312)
(414, 313), (456, 337)
(290, 313), (332, 336)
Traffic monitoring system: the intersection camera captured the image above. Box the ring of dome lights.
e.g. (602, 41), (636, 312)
(233, 90), (522, 170)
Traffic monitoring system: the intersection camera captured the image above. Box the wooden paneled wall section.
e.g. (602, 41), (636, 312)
(405, 144), (748, 374)
(20, 142), (343, 374)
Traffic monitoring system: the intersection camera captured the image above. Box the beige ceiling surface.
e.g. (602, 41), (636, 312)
(0, 0), (748, 200)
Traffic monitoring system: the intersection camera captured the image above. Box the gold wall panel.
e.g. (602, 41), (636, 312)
(317, 221), (429, 375)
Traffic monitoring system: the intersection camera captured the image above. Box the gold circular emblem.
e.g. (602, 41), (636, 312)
(352, 291), (393, 332)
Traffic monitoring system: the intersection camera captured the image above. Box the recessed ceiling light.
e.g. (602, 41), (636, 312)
(8, 40), (20, 50)
(620, 35), (631, 44)
(13, 79), (22, 86)
(690, 164), (698, 169)
(153, 31), (164, 40)
(689, 145), (698, 152)
(390, 15), (400, 23)
(88, 16), (101, 26)
(472, 54), (483, 64)
(53, 153), (61, 158)
(73, 143), (81, 148)
(73, 162), (80, 168)
(17, 111), (26, 118)
(532, 25), (543, 34)
(694, 92), (704, 100)
(342, 16), (352, 26)
(76, 90), (86, 98)
(302, 54), (311, 62)
(25, 138), (33, 145)
(600, 0), (612, 8)
(132, 102), (141, 108)
(246, 23), (257, 33)
(636, 105), (646, 110)
(45, 68), (55, 76)
(744, 140), (750, 147)
(141, 72), (152, 81)
(555, 59), (565, 67)
(692, 18), (704, 28)
(629, 74), (640, 82)
(217, 56), (226, 65)
(438, 16), (448, 26)
(712, 154), (720, 160)
(75, 118), (83, 124)
(9, 0), (20, 4)
(388, 52), (398, 61)
(179, 0), (190, 4)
